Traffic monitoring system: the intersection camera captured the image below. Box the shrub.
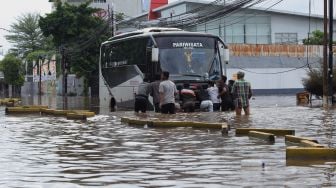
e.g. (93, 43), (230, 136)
(302, 67), (336, 97)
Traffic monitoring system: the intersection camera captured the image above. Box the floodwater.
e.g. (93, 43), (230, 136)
(0, 95), (335, 187)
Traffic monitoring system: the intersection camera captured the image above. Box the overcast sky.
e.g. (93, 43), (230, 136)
(0, 0), (325, 57)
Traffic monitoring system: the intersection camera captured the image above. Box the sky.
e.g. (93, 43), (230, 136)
(0, 0), (325, 58)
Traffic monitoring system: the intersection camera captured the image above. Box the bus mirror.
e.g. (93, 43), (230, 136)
(220, 48), (229, 63)
(151, 48), (159, 62)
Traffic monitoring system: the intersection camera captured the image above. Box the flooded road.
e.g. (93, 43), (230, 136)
(0, 96), (335, 187)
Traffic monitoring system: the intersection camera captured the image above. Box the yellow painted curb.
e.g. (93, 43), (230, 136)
(152, 121), (192, 127)
(40, 108), (55, 115)
(120, 117), (130, 123)
(121, 117), (149, 126)
(128, 118), (150, 126)
(122, 117), (228, 130)
(285, 135), (318, 143)
(52, 110), (75, 116)
(77, 111), (95, 118)
(300, 140), (324, 148)
(22, 105), (48, 109)
(248, 131), (275, 143)
(66, 113), (86, 120)
(191, 122), (226, 129)
(286, 147), (336, 161)
(5, 101), (15, 107)
(236, 128), (295, 136)
(5, 107), (41, 114)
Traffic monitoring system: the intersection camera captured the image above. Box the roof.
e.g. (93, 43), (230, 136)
(152, 0), (326, 20)
(104, 27), (222, 44)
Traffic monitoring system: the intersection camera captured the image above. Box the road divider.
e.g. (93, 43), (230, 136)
(285, 135), (318, 143)
(0, 98), (21, 107)
(121, 116), (228, 130)
(286, 147), (336, 161)
(299, 140), (324, 148)
(5, 106), (95, 121)
(248, 131), (275, 143)
(236, 128), (295, 136)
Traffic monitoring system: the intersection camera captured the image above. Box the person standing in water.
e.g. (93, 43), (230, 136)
(159, 71), (178, 114)
(231, 71), (252, 115)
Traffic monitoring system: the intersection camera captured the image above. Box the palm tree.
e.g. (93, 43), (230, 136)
(5, 13), (53, 58)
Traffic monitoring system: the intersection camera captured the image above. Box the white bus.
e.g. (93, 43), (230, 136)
(99, 27), (229, 112)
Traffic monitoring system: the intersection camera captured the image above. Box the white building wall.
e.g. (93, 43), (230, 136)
(160, 3), (187, 20)
(226, 68), (309, 90)
(60, 0), (143, 17)
(271, 13), (336, 44)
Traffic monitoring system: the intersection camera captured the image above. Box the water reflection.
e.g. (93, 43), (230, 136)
(0, 96), (335, 187)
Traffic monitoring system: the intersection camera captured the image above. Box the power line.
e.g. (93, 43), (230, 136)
(230, 59), (320, 75)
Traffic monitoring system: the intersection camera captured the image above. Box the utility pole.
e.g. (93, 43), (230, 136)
(323, 0), (329, 107)
(112, 2), (116, 36)
(38, 56), (42, 105)
(108, 3), (115, 37)
(61, 46), (68, 109)
(328, 0), (334, 104)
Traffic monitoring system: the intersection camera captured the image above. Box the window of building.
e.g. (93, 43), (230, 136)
(67, 0), (85, 2)
(275, 33), (298, 44)
(93, 0), (106, 3)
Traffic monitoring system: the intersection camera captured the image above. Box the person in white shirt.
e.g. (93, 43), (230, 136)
(207, 81), (221, 111)
(159, 71), (177, 114)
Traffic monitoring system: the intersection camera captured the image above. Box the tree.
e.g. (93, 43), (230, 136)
(39, 1), (110, 96)
(302, 66), (336, 97)
(0, 54), (25, 97)
(5, 13), (53, 58)
(302, 30), (324, 45)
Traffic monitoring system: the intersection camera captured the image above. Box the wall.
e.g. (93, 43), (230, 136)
(160, 3), (187, 20)
(271, 13), (320, 44)
(226, 68), (309, 93)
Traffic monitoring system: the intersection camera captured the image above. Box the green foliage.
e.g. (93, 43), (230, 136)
(302, 67), (336, 96)
(302, 30), (324, 45)
(115, 12), (125, 22)
(5, 13), (53, 58)
(39, 1), (110, 95)
(0, 54), (25, 86)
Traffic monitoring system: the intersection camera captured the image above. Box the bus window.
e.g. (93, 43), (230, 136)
(102, 38), (149, 73)
(155, 36), (220, 80)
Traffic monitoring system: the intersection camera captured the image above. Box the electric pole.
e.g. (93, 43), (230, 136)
(328, 0), (333, 104)
(61, 46), (68, 109)
(108, 3), (115, 37)
(323, 0), (329, 107)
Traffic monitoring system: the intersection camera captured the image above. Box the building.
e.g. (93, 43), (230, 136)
(50, 0), (149, 18)
(120, 0), (335, 95)
(122, 0), (335, 44)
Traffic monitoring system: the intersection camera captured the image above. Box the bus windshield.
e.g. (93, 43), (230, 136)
(155, 36), (221, 80)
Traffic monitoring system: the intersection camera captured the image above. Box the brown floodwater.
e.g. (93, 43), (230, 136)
(0, 95), (335, 187)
